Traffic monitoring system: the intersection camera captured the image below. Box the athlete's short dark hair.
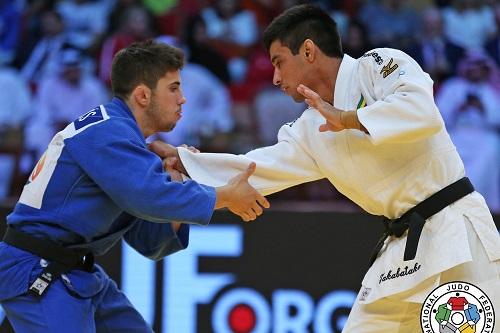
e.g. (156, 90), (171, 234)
(111, 40), (184, 99)
(263, 4), (343, 58)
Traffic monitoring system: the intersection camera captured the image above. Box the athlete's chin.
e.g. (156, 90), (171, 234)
(291, 94), (305, 103)
(163, 123), (176, 132)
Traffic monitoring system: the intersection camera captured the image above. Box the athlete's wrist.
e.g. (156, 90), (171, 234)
(340, 110), (368, 133)
(214, 186), (229, 209)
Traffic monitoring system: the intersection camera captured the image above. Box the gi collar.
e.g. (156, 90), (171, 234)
(333, 54), (357, 109)
(111, 96), (136, 121)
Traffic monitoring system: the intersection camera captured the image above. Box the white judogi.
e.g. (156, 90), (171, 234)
(178, 48), (500, 330)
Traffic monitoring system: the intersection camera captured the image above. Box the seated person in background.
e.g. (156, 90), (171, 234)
(0, 60), (32, 198)
(24, 47), (109, 160)
(436, 51), (500, 211)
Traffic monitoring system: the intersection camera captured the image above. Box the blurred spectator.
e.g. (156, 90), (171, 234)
(4, 0), (499, 206)
(442, 0), (496, 50)
(485, 3), (500, 65)
(153, 36), (234, 152)
(230, 46), (274, 102)
(343, 20), (373, 59)
(24, 48), (108, 159)
(358, 0), (420, 49)
(182, 14), (230, 84)
(253, 86), (304, 146)
(56, 0), (113, 54)
(436, 51), (500, 211)
(107, 0), (142, 34)
(406, 6), (465, 84)
(241, 0), (283, 30)
(99, 6), (154, 85)
(405, 0), (436, 11)
(228, 46), (274, 145)
(0, 0), (21, 64)
(20, 10), (67, 86)
(148, 0), (202, 37)
(0, 61), (31, 198)
(142, 0), (176, 17)
(10, 0), (57, 69)
(323, 1), (350, 39)
(201, 0), (258, 83)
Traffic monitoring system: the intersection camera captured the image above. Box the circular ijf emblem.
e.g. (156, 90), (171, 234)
(420, 281), (495, 333)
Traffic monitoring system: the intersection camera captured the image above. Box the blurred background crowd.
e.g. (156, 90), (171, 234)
(0, 0), (499, 212)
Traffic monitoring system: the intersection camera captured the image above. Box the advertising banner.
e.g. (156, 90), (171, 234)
(0, 207), (497, 333)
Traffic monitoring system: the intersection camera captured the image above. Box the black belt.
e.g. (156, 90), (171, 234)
(2, 227), (94, 298)
(369, 177), (474, 266)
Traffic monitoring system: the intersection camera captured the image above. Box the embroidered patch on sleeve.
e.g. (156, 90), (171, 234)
(363, 51), (384, 65)
(74, 107), (104, 130)
(380, 58), (399, 78)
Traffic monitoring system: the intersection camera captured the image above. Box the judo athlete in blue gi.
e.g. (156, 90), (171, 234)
(0, 40), (269, 332)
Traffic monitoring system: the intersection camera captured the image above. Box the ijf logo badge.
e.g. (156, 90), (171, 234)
(420, 281), (495, 333)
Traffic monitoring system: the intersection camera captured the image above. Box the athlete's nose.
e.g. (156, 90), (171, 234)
(273, 69), (281, 86)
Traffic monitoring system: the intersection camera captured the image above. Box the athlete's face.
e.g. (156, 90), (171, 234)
(147, 70), (186, 133)
(269, 40), (307, 102)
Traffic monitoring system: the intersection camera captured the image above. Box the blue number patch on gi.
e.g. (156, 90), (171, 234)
(74, 107), (103, 130)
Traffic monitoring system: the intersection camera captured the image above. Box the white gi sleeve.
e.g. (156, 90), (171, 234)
(179, 121), (324, 196)
(356, 48), (444, 145)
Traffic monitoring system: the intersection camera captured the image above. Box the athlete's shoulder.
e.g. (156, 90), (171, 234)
(64, 102), (141, 148)
(359, 48), (415, 79)
(45, 105), (112, 148)
(360, 48), (411, 64)
(72, 105), (110, 132)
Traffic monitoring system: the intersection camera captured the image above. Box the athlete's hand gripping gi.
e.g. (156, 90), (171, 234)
(163, 157), (183, 232)
(152, 141), (188, 175)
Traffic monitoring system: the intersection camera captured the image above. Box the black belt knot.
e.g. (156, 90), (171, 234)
(383, 217), (410, 238)
(369, 177), (474, 266)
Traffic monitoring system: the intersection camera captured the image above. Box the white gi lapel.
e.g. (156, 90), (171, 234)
(333, 54), (358, 111)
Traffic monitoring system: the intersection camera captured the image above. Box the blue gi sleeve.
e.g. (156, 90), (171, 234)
(124, 220), (189, 260)
(64, 119), (216, 225)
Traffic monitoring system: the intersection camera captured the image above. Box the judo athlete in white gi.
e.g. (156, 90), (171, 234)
(150, 5), (500, 332)
(0, 40), (269, 332)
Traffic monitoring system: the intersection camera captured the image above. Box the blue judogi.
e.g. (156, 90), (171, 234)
(0, 97), (216, 332)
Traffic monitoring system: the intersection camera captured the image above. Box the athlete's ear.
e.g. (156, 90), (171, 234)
(131, 84), (151, 108)
(302, 39), (315, 62)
